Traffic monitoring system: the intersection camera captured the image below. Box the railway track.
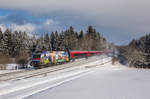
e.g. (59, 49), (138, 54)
(0, 55), (111, 82)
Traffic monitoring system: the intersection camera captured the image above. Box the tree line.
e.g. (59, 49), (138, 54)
(0, 26), (110, 59)
(118, 34), (150, 68)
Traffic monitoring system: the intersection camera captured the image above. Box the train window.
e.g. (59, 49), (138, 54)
(33, 55), (41, 58)
(74, 53), (86, 57)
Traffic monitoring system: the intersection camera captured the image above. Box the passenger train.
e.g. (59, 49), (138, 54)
(31, 50), (103, 69)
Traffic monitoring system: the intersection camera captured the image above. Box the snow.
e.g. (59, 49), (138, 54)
(0, 70), (24, 74)
(0, 64), (26, 75)
(6, 64), (18, 70)
(25, 63), (150, 99)
(0, 55), (109, 98)
(0, 64), (18, 71)
(1, 55), (150, 99)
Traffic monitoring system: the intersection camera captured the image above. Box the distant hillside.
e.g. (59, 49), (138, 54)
(118, 34), (150, 68)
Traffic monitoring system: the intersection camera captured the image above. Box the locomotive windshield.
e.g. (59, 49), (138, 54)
(33, 55), (41, 58)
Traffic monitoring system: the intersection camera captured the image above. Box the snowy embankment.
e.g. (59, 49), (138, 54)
(0, 55), (111, 99)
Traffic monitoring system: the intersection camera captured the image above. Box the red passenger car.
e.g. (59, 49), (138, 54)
(70, 51), (102, 59)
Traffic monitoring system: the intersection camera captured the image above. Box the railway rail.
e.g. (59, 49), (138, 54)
(0, 55), (111, 82)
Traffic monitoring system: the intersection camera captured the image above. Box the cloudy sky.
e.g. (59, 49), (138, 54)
(0, 0), (150, 45)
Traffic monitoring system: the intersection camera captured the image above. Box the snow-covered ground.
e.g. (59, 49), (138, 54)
(0, 55), (110, 98)
(0, 64), (27, 74)
(0, 70), (25, 74)
(1, 55), (150, 99)
(25, 63), (150, 99)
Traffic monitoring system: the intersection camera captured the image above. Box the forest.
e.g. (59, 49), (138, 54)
(0, 26), (111, 64)
(118, 34), (150, 68)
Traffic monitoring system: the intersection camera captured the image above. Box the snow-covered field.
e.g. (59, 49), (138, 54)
(25, 63), (150, 99)
(1, 55), (150, 99)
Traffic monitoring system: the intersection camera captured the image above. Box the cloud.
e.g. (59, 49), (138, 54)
(0, 0), (149, 16)
(0, 0), (150, 44)
(0, 18), (62, 35)
(0, 24), (7, 32)
(0, 23), (35, 37)
(10, 23), (35, 33)
(0, 0), (150, 33)
(36, 19), (63, 33)
(45, 19), (55, 25)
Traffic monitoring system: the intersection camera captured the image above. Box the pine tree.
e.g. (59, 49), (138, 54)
(44, 33), (51, 51)
(37, 35), (44, 51)
(10, 32), (17, 57)
(58, 31), (65, 50)
(85, 26), (100, 50)
(30, 35), (37, 53)
(55, 31), (59, 50)
(79, 30), (84, 39)
(13, 31), (22, 56)
(143, 34), (150, 67)
(50, 32), (56, 50)
(3, 29), (12, 56)
(64, 26), (78, 50)
(0, 28), (2, 42)
(22, 32), (29, 50)
(0, 28), (3, 53)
